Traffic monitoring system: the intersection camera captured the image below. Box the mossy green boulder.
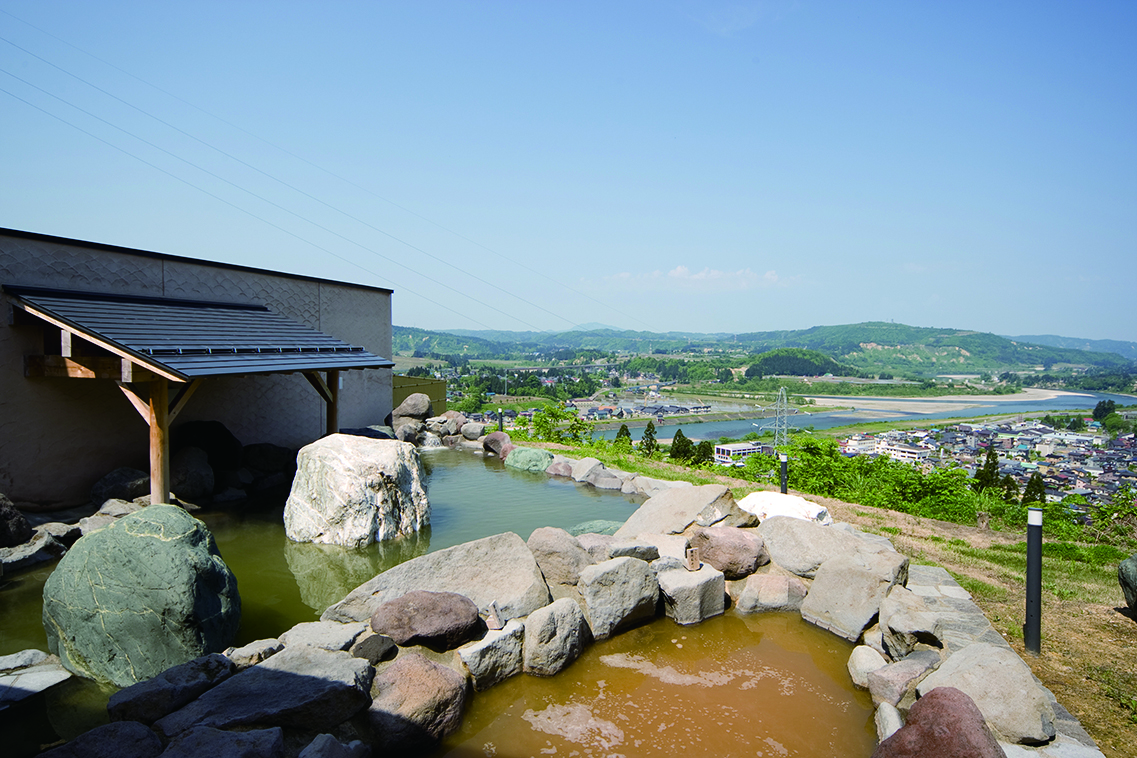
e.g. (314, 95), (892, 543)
(502, 447), (554, 473)
(42, 505), (240, 687)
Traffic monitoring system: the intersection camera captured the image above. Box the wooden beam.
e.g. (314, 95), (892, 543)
(115, 381), (151, 422)
(14, 303), (187, 384)
(168, 378), (202, 425)
(150, 376), (170, 504)
(26, 355), (156, 382)
(326, 369), (340, 437)
(303, 371), (333, 404)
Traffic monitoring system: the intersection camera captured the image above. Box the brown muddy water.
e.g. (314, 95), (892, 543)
(436, 612), (876, 758)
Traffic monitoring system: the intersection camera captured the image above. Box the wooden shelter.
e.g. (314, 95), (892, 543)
(4, 284), (393, 504)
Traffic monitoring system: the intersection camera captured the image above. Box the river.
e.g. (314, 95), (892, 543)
(594, 389), (1135, 441)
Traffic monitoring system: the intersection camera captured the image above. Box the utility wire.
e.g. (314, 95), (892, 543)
(0, 34), (579, 330)
(0, 8), (654, 331)
(0, 65), (544, 330)
(0, 83), (497, 330)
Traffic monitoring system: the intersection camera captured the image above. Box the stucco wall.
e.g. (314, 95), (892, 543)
(0, 231), (392, 505)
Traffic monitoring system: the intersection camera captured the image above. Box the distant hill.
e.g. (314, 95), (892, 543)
(747, 348), (858, 377)
(404, 322), (1130, 375)
(1007, 334), (1137, 362)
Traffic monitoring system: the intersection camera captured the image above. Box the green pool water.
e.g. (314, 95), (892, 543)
(0, 450), (642, 657)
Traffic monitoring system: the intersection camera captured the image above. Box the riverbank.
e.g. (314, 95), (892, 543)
(806, 387), (1097, 415)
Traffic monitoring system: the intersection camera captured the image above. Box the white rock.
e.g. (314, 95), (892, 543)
(459, 619), (524, 690)
(848, 645), (888, 688)
(875, 702), (904, 742)
(737, 491), (833, 525)
(285, 435), (429, 548)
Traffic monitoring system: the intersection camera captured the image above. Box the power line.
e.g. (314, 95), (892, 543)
(0, 65), (545, 330)
(0, 33), (580, 330)
(0, 83), (498, 330)
(0, 11), (656, 330)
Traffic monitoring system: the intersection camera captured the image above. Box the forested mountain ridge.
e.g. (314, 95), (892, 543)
(424, 322), (1129, 374)
(1007, 334), (1137, 362)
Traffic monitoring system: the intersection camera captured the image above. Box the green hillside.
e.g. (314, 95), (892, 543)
(417, 322), (1129, 376)
(746, 348), (858, 377)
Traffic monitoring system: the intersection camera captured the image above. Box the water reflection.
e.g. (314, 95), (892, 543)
(283, 530), (432, 613)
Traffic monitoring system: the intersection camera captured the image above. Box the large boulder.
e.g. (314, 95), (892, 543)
(688, 526), (768, 580)
(154, 646), (373, 738)
(755, 516), (865, 578)
(170, 447), (215, 502)
(656, 565), (725, 625)
(621, 476), (693, 498)
(284, 435), (429, 548)
(847, 645), (888, 689)
(0, 493), (32, 547)
(89, 467), (149, 504)
(503, 447), (554, 473)
(1120, 553), (1137, 610)
(160, 726), (284, 758)
(873, 686), (1007, 758)
(39, 720), (163, 758)
(614, 485), (757, 539)
(737, 491), (833, 525)
(578, 557), (658, 640)
(243, 442), (297, 474)
(524, 597), (592, 676)
(108, 653), (236, 724)
(172, 420), (243, 473)
(42, 505), (241, 687)
(482, 431), (512, 458)
(528, 527), (596, 586)
(370, 590), (483, 651)
(917, 643), (1056, 744)
(323, 532), (551, 624)
(879, 585), (947, 658)
(460, 422), (486, 440)
(388, 393), (434, 430)
(368, 652), (468, 752)
(800, 550), (909, 641)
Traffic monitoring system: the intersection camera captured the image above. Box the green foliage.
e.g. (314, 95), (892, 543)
(1022, 472), (1046, 506)
(1000, 474), (1019, 504)
(455, 389), (487, 413)
(692, 440), (714, 465)
(669, 428), (694, 461)
(640, 420), (659, 458)
(972, 448), (1001, 493)
(613, 423), (634, 454)
(1094, 399), (1117, 421)
(531, 405), (571, 443)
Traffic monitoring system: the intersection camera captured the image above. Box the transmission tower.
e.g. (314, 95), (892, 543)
(754, 386), (804, 450)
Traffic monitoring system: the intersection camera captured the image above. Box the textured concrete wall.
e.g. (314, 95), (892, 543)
(0, 232), (392, 505)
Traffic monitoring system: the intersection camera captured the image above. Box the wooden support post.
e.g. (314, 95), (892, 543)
(150, 376), (170, 505)
(326, 369), (340, 437)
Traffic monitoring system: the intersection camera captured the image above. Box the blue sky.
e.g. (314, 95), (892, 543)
(1, 2), (1134, 339)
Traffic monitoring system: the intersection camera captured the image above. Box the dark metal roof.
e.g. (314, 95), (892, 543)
(0, 227), (393, 295)
(4, 285), (394, 380)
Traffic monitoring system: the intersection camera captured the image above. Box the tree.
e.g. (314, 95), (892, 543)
(971, 448), (1000, 493)
(640, 420), (659, 458)
(1093, 399), (1117, 421)
(669, 428), (694, 461)
(1000, 474), (1019, 504)
(613, 423), (633, 454)
(1021, 472), (1046, 506)
(692, 440), (714, 465)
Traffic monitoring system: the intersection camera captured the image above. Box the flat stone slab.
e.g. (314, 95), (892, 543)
(323, 532), (551, 624)
(154, 646), (373, 738)
(0, 656), (72, 708)
(279, 621), (368, 652)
